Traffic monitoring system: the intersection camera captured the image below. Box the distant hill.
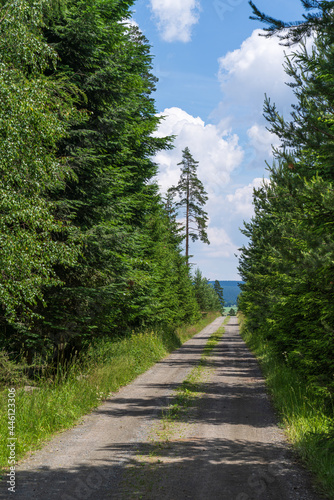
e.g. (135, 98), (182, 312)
(209, 281), (243, 307)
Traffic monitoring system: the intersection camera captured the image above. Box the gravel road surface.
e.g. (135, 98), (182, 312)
(2, 317), (323, 500)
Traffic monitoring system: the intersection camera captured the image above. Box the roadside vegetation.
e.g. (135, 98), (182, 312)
(0, 0), (225, 475)
(238, 3), (334, 497)
(0, 311), (221, 473)
(239, 313), (334, 499)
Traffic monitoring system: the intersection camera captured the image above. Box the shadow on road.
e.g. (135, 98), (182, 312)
(6, 319), (322, 500)
(9, 437), (317, 500)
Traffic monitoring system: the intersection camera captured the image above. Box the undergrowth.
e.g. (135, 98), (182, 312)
(0, 311), (221, 473)
(238, 313), (334, 499)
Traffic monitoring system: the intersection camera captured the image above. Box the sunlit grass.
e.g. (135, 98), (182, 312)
(0, 311), (221, 472)
(163, 316), (229, 423)
(239, 313), (334, 499)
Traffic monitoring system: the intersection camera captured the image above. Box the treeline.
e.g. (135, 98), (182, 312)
(0, 0), (219, 366)
(239, 2), (334, 398)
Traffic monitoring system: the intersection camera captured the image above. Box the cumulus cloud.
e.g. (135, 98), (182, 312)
(190, 226), (240, 280)
(247, 124), (280, 157)
(149, 0), (201, 42)
(226, 178), (269, 217)
(215, 29), (297, 126)
(205, 227), (239, 258)
(154, 107), (244, 193)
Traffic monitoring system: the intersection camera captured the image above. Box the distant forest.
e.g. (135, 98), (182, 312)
(209, 281), (242, 307)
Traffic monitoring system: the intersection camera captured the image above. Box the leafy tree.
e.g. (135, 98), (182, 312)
(0, 0), (80, 339)
(168, 147), (209, 263)
(213, 280), (225, 313)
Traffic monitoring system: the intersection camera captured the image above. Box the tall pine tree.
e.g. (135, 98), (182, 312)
(168, 147), (209, 263)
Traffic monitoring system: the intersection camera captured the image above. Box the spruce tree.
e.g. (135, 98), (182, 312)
(213, 280), (225, 313)
(239, 4), (334, 392)
(193, 269), (220, 312)
(168, 147), (209, 262)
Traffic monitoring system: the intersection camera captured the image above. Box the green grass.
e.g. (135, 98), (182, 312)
(223, 306), (237, 314)
(163, 316), (229, 423)
(0, 311), (221, 474)
(118, 316), (229, 497)
(176, 311), (221, 344)
(238, 313), (334, 499)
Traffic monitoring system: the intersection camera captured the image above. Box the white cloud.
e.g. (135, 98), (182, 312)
(215, 29), (297, 127)
(122, 18), (139, 29)
(149, 0), (201, 42)
(190, 227), (240, 280)
(226, 178), (269, 217)
(154, 107), (244, 193)
(247, 124), (280, 157)
(205, 227), (239, 258)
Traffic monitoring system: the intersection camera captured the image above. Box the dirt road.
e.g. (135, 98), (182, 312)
(4, 317), (322, 499)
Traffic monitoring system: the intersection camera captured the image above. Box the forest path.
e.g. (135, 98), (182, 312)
(7, 317), (322, 500)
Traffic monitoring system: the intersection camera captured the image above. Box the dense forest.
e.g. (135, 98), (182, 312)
(209, 281), (242, 307)
(0, 0), (221, 370)
(239, 1), (334, 399)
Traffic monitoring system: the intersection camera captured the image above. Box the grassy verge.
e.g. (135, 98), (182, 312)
(238, 313), (334, 499)
(0, 311), (221, 474)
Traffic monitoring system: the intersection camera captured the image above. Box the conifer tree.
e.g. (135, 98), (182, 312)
(168, 147), (209, 262)
(238, 3), (334, 392)
(213, 280), (224, 313)
(193, 269), (220, 312)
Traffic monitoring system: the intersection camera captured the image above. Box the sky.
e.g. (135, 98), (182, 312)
(131, 0), (307, 280)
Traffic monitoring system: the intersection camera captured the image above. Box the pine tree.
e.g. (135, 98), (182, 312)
(168, 147), (209, 263)
(249, 1), (332, 45)
(35, 1), (174, 345)
(238, 6), (334, 392)
(213, 280), (224, 313)
(193, 269), (220, 312)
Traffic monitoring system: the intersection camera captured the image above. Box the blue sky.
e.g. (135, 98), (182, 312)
(131, 0), (306, 280)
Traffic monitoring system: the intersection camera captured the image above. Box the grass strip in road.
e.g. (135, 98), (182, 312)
(238, 313), (334, 500)
(164, 317), (229, 424)
(0, 311), (221, 475)
(119, 317), (229, 499)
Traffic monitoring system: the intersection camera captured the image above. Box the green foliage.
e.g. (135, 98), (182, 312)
(213, 280), (224, 313)
(0, 351), (29, 387)
(0, 0), (80, 329)
(168, 147), (210, 261)
(239, 6), (334, 398)
(193, 269), (221, 312)
(0, 0), (203, 362)
(249, 0), (334, 45)
(37, 0), (196, 348)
